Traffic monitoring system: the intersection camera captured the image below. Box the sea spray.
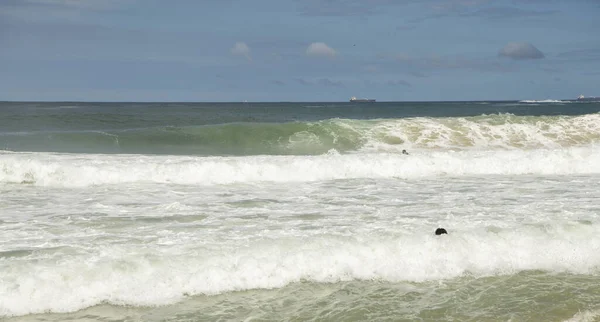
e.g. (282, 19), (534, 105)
(1, 114), (600, 155)
(1, 147), (600, 187)
(2, 224), (600, 316)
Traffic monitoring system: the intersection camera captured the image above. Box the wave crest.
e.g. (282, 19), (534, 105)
(1, 114), (599, 155)
(2, 224), (600, 316)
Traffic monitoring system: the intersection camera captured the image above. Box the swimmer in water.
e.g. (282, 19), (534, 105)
(435, 228), (448, 235)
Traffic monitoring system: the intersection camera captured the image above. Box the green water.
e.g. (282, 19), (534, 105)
(6, 272), (600, 322)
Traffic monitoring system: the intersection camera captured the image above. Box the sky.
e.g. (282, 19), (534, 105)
(1, 0), (599, 102)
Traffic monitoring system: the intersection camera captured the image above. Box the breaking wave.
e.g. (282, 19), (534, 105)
(1, 113), (599, 155)
(1, 147), (599, 187)
(2, 223), (600, 316)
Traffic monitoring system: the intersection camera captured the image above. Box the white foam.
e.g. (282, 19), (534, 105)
(356, 113), (600, 151)
(2, 225), (600, 316)
(563, 309), (600, 322)
(519, 99), (567, 103)
(1, 147), (600, 187)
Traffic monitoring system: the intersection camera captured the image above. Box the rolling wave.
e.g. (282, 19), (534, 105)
(1, 113), (599, 155)
(1, 147), (599, 187)
(2, 223), (600, 316)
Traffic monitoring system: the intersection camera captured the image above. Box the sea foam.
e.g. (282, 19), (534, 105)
(2, 113), (599, 155)
(1, 224), (600, 316)
(1, 147), (599, 187)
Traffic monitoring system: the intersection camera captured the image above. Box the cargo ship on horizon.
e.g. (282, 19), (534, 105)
(576, 95), (600, 102)
(349, 96), (376, 103)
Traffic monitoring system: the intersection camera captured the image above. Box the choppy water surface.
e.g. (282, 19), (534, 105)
(1, 101), (600, 321)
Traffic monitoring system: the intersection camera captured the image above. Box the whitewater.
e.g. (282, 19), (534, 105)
(1, 101), (600, 321)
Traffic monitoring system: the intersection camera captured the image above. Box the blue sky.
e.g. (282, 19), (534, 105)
(1, 0), (599, 102)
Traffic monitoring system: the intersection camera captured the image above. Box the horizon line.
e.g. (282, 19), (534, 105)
(0, 99), (567, 104)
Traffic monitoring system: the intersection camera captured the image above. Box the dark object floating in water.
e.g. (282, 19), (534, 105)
(435, 228), (448, 235)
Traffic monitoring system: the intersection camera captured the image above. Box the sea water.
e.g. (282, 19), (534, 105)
(1, 100), (600, 321)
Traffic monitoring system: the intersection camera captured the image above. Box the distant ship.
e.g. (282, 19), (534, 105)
(576, 95), (600, 102)
(349, 96), (375, 103)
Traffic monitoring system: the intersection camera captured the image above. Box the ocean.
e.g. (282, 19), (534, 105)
(1, 100), (600, 321)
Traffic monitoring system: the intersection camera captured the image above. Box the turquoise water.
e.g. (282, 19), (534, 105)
(1, 100), (600, 321)
(1, 101), (599, 155)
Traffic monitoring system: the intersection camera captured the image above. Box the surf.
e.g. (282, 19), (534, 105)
(1, 113), (600, 156)
(1, 146), (599, 187)
(2, 222), (600, 316)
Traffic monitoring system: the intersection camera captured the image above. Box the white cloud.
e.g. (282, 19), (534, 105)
(498, 42), (545, 60)
(231, 42), (251, 61)
(306, 42), (336, 57)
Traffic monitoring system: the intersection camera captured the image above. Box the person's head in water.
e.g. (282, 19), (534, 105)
(435, 228), (448, 235)
(402, 149), (409, 155)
